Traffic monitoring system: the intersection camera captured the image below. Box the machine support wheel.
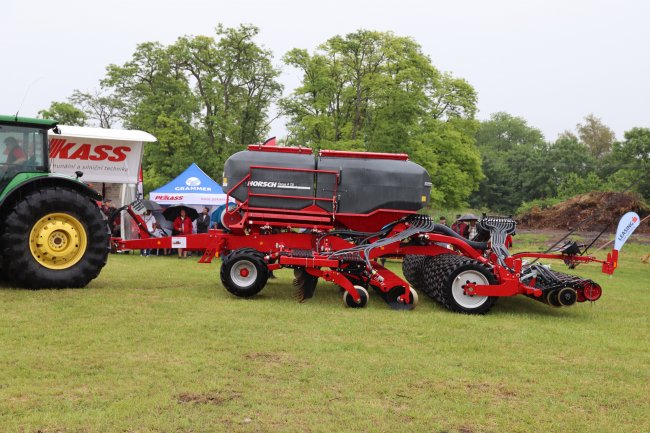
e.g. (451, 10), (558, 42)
(420, 254), (458, 303)
(557, 287), (577, 306)
(407, 287), (419, 306)
(0, 186), (109, 288)
(423, 254), (497, 314)
(402, 255), (428, 291)
(220, 249), (269, 298)
(544, 290), (561, 307)
(383, 286), (419, 310)
(444, 259), (497, 314)
(343, 285), (369, 308)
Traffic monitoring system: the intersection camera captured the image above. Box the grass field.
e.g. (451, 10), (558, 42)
(1, 235), (648, 433)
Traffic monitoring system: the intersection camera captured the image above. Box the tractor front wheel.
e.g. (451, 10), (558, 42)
(220, 249), (269, 298)
(1, 186), (109, 288)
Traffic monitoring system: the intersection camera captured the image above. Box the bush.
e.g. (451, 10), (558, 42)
(516, 197), (563, 215)
(556, 172), (604, 199)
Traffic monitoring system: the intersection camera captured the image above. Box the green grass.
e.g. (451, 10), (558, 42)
(1, 236), (649, 433)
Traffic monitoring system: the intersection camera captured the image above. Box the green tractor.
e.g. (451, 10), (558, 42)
(0, 115), (109, 288)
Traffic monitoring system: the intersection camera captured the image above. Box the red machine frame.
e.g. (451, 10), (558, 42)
(115, 146), (618, 312)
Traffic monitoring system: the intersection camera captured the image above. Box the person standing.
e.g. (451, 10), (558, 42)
(451, 214), (467, 236)
(141, 211), (167, 256)
(436, 215), (452, 249)
(457, 214), (479, 240)
(100, 199), (112, 219)
(108, 201), (121, 238)
(141, 211), (153, 257)
(466, 218), (478, 240)
(196, 207), (211, 234)
(173, 209), (193, 259)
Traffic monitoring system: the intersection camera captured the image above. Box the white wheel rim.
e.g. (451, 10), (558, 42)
(231, 260), (257, 288)
(409, 287), (419, 306)
(451, 270), (489, 309)
(343, 285), (369, 306)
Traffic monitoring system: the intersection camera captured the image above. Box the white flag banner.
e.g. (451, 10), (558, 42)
(614, 211), (640, 251)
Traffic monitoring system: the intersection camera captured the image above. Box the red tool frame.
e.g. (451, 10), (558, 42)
(114, 146), (618, 313)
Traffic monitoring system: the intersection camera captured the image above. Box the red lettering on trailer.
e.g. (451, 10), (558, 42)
(48, 139), (132, 161)
(89, 144), (111, 161)
(152, 194), (183, 201)
(108, 146), (130, 162)
(50, 141), (76, 159)
(69, 144), (91, 160)
(48, 138), (67, 158)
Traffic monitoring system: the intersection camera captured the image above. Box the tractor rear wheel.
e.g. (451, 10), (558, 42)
(220, 249), (269, 298)
(0, 186), (109, 288)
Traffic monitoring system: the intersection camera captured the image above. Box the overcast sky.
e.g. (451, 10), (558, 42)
(2, 0), (648, 142)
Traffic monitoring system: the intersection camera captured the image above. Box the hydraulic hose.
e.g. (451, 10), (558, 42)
(428, 222), (489, 251)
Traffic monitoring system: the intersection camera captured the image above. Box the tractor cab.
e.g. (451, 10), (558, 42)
(0, 115), (56, 188)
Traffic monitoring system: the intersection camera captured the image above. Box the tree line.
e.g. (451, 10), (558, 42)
(471, 113), (649, 213)
(39, 24), (650, 213)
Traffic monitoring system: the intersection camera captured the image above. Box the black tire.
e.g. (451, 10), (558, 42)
(420, 254), (458, 303)
(0, 266), (8, 284)
(544, 290), (562, 307)
(1, 186), (110, 288)
(383, 285), (419, 310)
(402, 255), (428, 291)
(220, 249), (269, 297)
(423, 254), (498, 314)
(293, 268), (319, 302)
(343, 285), (369, 308)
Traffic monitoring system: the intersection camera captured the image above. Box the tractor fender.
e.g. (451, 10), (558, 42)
(0, 174), (101, 211)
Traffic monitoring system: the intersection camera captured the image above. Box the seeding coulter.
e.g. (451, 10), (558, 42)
(116, 145), (617, 314)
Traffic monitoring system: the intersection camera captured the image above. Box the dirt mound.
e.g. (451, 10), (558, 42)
(518, 192), (650, 233)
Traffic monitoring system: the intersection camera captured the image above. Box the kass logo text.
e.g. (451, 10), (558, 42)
(49, 139), (131, 162)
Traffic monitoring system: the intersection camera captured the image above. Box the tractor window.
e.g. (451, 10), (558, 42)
(0, 125), (48, 181)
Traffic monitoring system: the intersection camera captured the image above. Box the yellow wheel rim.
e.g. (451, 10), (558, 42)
(29, 213), (87, 270)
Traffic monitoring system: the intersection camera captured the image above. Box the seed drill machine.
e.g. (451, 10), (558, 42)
(117, 144), (617, 314)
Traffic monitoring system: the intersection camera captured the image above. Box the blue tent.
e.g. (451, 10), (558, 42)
(149, 163), (228, 206)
